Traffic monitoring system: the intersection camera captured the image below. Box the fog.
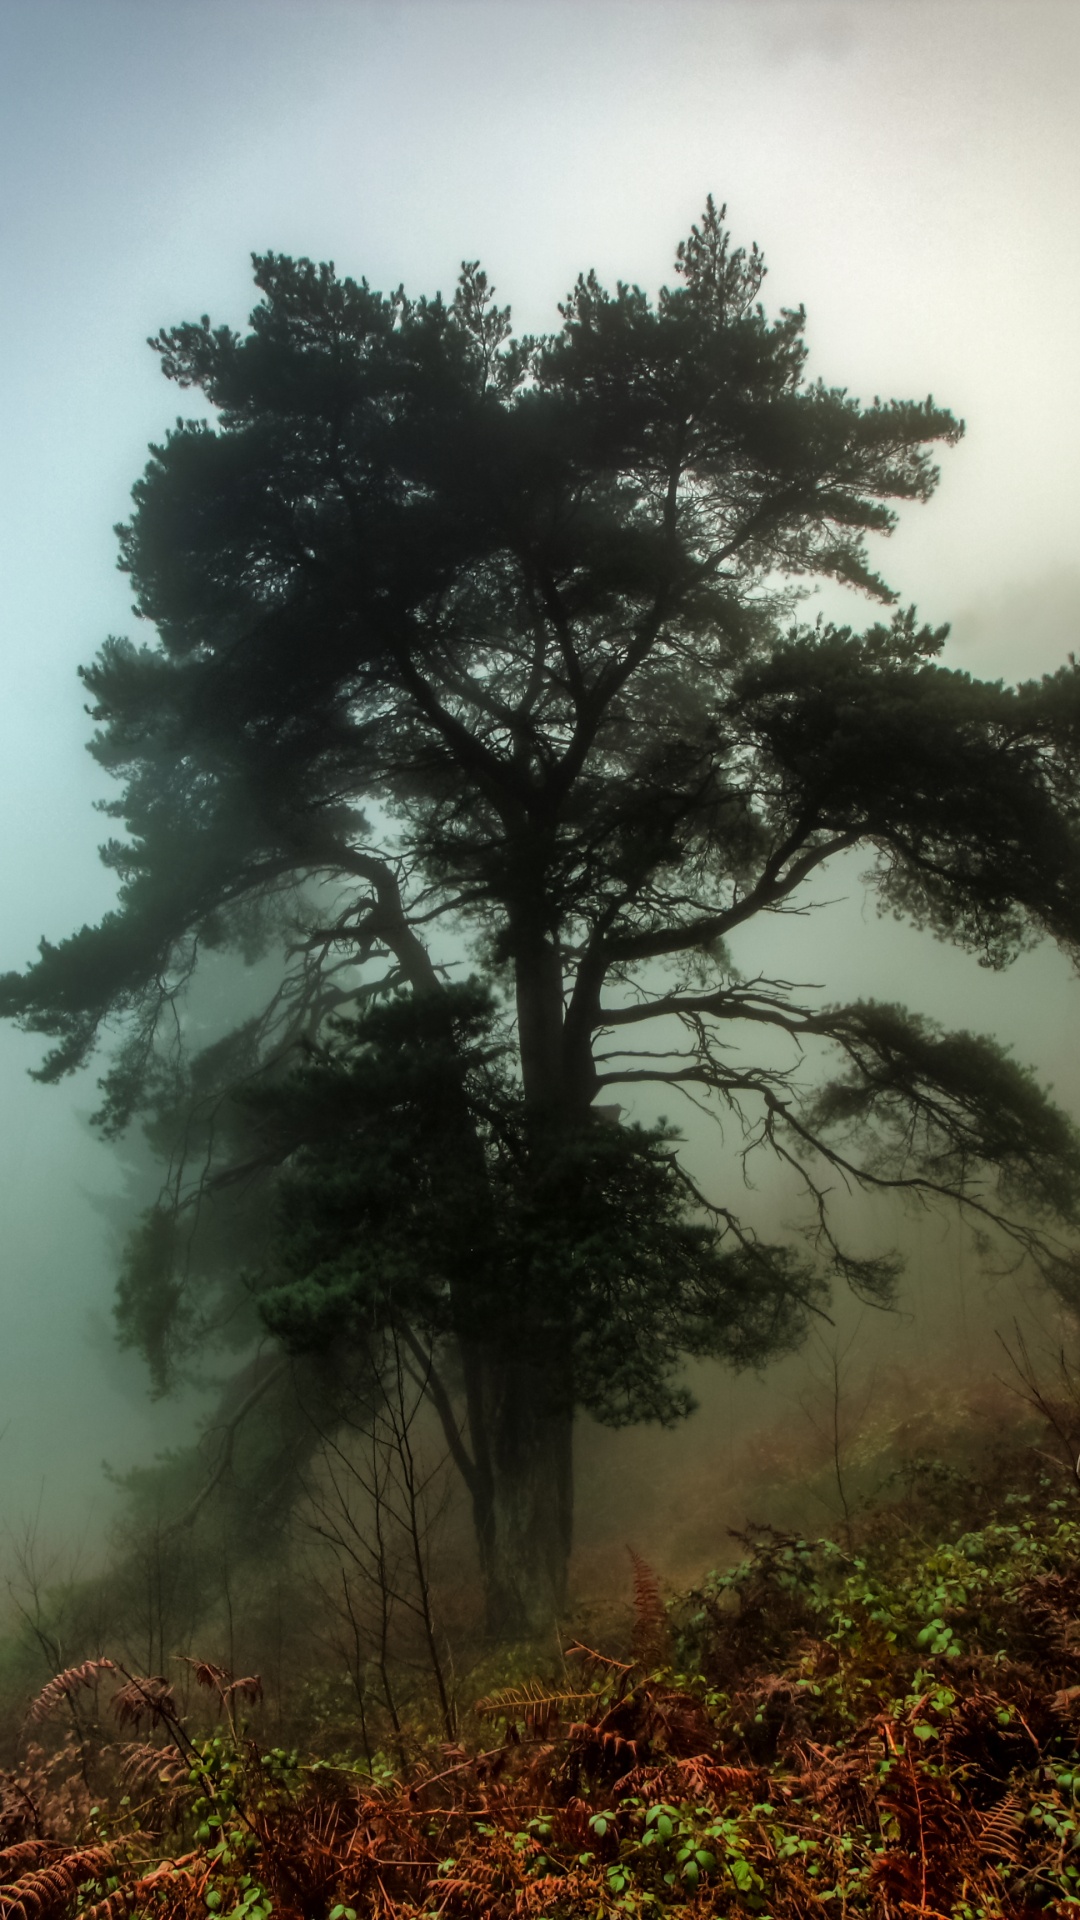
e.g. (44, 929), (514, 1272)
(1, 0), (1079, 1601)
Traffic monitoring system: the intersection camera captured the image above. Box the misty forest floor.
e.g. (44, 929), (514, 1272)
(5, 1445), (1080, 1917)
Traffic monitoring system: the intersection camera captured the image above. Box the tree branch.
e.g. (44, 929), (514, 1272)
(607, 832), (859, 961)
(396, 1324), (478, 1497)
(169, 1359), (289, 1531)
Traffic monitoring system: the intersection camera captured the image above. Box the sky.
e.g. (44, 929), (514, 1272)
(1, 0), (1079, 1547)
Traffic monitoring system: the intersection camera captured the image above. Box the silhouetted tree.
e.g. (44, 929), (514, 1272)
(7, 201), (1080, 1632)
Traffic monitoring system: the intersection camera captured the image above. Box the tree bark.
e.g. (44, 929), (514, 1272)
(514, 931), (567, 1116)
(466, 1345), (574, 1638)
(392, 902), (581, 1637)
(454, 929), (580, 1635)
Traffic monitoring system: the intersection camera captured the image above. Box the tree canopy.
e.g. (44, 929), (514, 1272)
(7, 200), (1080, 1631)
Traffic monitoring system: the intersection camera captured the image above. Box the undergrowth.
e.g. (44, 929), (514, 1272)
(6, 1448), (1080, 1915)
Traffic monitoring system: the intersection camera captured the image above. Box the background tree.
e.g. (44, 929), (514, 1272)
(6, 200), (1080, 1633)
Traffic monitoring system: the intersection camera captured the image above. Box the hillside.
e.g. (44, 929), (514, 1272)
(4, 1431), (1080, 1917)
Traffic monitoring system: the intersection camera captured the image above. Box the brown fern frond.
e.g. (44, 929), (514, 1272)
(52, 1847), (113, 1880)
(976, 1790), (1024, 1865)
(1020, 1571), (1080, 1668)
(76, 1892), (135, 1920)
(24, 1662), (116, 1725)
(0, 1847), (58, 1885)
(616, 1754), (760, 1803)
(627, 1548), (670, 1667)
(80, 1850), (202, 1920)
(223, 1674), (263, 1707)
(873, 1748), (975, 1916)
(111, 1678), (176, 1732)
(563, 1642), (633, 1678)
(116, 1743), (192, 1811)
(474, 1682), (594, 1738)
(566, 1723), (638, 1765)
(118, 1742), (189, 1788)
(179, 1659), (230, 1694)
(0, 1846), (114, 1920)
(789, 1742), (865, 1803)
(670, 1755), (763, 1797)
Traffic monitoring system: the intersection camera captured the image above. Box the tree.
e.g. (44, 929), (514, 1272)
(7, 199), (1080, 1634)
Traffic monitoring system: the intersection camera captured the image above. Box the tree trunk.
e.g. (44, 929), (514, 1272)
(429, 925), (581, 1636)
(514, 930), (567, 1116)
(459, 931), (579, 1635)
(461, 1342), (574, 1638)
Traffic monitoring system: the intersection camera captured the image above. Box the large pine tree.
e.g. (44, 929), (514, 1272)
(7, 202), (1080, 1633)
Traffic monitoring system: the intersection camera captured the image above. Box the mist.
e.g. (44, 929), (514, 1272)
(2, 0), (1080, 1677)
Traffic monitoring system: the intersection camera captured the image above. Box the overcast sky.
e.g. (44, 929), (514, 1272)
(2, 0), (1079, 1542)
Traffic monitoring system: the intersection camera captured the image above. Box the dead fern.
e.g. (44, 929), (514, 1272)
(78, 1851), (203, 1920)
(627, 1548), (670, 1668)
(117, 1744), (189, 1794)
(110, 1678), (177, 1733)
(563, 1642), (633, 1683)
(12, 1464), (1080, 1919)
(474, 1681), (596, 1739)
(177, 1657), (263, 1725)
(24, 1663), (115, 1727)
(0, 1845), (114, 1920)
(223, 1675), (262, 1707)
(115, 1744), (193, 1829)
(0, 1738), (93, 1846)
(872, 1743), (980, 1915)
(976, 1790), (1025, 1867)
(1021, 1569), (1080, 1666)
(180, 1661), (230, 1694)
(0, 1845), (59, 1883)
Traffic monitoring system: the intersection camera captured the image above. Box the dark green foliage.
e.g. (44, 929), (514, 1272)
(808, 1002), (1080, 1224)
(114, 1204), (184, 1392)
(0, 198), (970, 1101)
(731, 615), (1080, 965)
(247, 986), (824, 1427)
